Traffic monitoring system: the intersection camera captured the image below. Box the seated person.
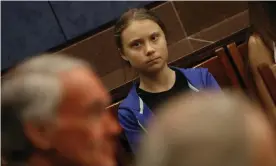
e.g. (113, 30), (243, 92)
(114, 8), (220, 153)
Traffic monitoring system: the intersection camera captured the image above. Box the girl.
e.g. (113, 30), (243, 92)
(114, 8), (220, 153)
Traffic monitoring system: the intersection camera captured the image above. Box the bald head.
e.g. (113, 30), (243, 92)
(136, 91), (276, 166)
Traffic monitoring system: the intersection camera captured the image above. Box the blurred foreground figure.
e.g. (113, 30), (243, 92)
(1, 54), (121, 166)
(136, 91), (276, 166)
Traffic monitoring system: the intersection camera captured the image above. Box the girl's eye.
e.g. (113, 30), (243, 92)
(150, 33), (159, 41)
(151, 34), (159, 41)
(131, 42), (141, 48)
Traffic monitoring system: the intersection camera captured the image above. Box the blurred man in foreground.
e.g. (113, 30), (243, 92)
(1, 54), (121, 166)
(136, 91), (276, 166)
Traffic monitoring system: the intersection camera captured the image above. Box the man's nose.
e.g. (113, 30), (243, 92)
(103, 111), (122, 136)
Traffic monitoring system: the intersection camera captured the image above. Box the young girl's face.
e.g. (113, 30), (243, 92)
(120, 19), (168, 74)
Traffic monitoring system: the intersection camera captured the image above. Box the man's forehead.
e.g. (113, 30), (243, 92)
(58, 67), (110, 105)
(61, 67), (99, 85)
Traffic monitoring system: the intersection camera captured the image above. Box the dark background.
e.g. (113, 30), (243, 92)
(1, 1), (152, 71)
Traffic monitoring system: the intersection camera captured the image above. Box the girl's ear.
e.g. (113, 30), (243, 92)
(119, 48), (129, 62)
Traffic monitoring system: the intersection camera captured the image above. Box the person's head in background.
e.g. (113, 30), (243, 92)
(136, 91), (276, 166)
(114, 8), (169, 76)
(1, 54), (121, 166)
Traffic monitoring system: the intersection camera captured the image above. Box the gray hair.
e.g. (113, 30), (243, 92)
(1, 53), (92, 161)
(136, 91), (261, 166)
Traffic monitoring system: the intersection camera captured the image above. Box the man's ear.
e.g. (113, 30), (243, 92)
(24, 122), (54, 150)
